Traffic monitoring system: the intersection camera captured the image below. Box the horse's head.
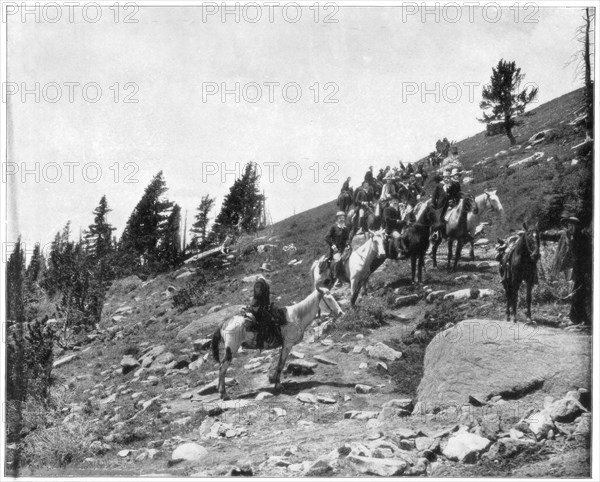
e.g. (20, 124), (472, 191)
(485, 190), (505, 217)
(522, 222), (541, 262)
(369, 228), (387, 258)
(316, 286), (344, 317)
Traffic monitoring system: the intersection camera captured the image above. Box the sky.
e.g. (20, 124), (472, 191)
(5, 3), (591, 252)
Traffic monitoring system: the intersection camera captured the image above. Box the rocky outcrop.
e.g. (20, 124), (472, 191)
(417, 319), (591, 412)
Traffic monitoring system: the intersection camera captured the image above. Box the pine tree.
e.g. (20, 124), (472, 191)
(120, 171), (173, 270)
(6, 237), (25, 323)
(212, 163), (264, 242)
(85, 195), (115, 260)
(160, 203), (183, 268)
(190, 195), (215, 251)
(479, 59), (539, 146)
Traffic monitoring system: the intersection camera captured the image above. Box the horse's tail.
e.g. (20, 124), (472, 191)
(211, 327), (222, 363)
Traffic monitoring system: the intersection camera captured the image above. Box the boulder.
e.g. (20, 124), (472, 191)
(171, 443), (208, 462)
(154, 352), (174, 365)
(355, 384), (373, 394)
(442, 432), (491, 463)
(120, 355), (140, 375)
(366, 343), (402, 362)
(395, 294), (420, 307)
(545, 397), (586, 423)
(347, 455), (407, 476)
(177, 305), (245, 341)
(297, 392), (318, 404)
(426, 290), (447, 303)
(286, 360), (317, 375)
(417, 319), (591, 413)
(527, 410), (555, 440)
(443, 289), (477, 301)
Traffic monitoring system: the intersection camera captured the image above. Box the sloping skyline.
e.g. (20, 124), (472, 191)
(6, 4), (589, 249)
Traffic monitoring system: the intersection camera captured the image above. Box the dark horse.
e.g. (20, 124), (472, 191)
(430, 194), (477, 271)
(499, 223), (541, 323)
(389, 202), (435, 283)
(337, 189), (353, 213)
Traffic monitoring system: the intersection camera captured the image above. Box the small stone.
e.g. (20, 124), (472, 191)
(352, 345), (364, 354)
(347, 455), (407, 476)
(317, 395), (337, 404)
(313, 355), (337, 365)
(289, 351), (305, 359)
(255, 392), (274, 401)
(297, 392), (318, 404)
(442, 432), (491, 463)
(366, 342), (402, 362)
(118, 449), (131, 457)
(359, 362), (368, 369)
(355, 384), (373, 394)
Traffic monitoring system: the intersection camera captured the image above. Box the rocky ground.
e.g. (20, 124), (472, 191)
(7, 239), (591, 477)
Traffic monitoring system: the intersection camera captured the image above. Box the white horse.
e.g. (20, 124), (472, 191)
(310, 229), (387, 306)
(465, 190), (505, 259)
(211, 287), (344, 400)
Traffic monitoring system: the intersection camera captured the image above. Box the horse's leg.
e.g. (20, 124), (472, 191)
(469, 238), (475, 261)
(447, 239), (454, 270)
(410, 254), (416, 284)
(511, 279), (520, 323)
(431, 236), (440, 268)
(350, 278), (361, 306)
(453, 239), (463, 272)
(418, 253), (424, 284)
(270, 343), (293, 391)
(218, 345), (234, 400)
(503, 281), (511, 321)
(526, 281), (533, 322)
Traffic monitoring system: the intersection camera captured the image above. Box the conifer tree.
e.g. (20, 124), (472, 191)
(189, 195), (215, 251)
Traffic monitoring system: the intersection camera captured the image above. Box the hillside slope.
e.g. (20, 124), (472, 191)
(9, 87), (591, 477)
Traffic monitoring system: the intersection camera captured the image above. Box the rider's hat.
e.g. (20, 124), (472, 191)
(383, 172), (395, 181)
(336, 211), (346, 218)
(561, 216), (582, 227)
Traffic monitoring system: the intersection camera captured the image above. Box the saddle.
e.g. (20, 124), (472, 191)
(495, 235), (520, 280)
(241, 304), (287, 350)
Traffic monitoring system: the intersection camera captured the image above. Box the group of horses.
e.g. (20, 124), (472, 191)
(209, 182), (549, 400)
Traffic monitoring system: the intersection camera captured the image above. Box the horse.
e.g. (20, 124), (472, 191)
(464, 191), (505, 259)
(499, 223), (541, 323)
(430, 194), (476, 270)
(337, 190), (353, 213)
(211, 287), (344, 400)
(310, 229), (387, 306)
(392, 201), (436, 284)
(345, 203), (380, 237)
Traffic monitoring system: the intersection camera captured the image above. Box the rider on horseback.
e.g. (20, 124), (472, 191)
(325, 211), (351, 286)
(382, 197), (403, 257)
(341, 176), (351, 194)
(353, 181), (374, 235)
(243, 277), (287, 350)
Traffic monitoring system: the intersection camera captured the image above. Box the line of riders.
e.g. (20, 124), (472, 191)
(242, 162), (465, 350)
(331, 163), (463, 266)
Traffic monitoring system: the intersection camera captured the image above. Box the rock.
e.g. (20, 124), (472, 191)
(244, 362), (261, 370)
(366, 343), (402, 362)
(207, 305), (222, 314)
(197, 378), (236, 395)
(476, 260), (499, 269)
(313, 355), (337, 366)
(53, 354), (78, 368)
(442, 432), (491, 463)
(545, 397), (586, 423)
(352, 345), (364, 354)
(394, 427), (418, 440)
(443, 288), (476, 301)
(115, 305), (133, 315)
(528, 129), (554, 145)
(473, 238), (490, 246)
(417, 319), (591, 413)
(344, 411), (379, 420)
(255, 392), (274, 401)
(286, 360), (317, 375)
(112, 315), (125, 323)
(171, 443), (208, 462)
(177, 305), (245, 341)
(484, 438), (532, 460)
(383, 399), (413, 411)
(242, 274), (263, 284)
(120, 355), (140, 374)
(395, 294), (420, 307)
(426, 290), (447, 303)
(118, 449), (131, 457)
(376, 361), (388, 371)
(297, 392), (318, 404)
(304, 457), (335, 476)
(289, 351), (305, 359)
(478, 289), (496, 298)
(415, 436), (439, 453)
(574, 412), (591, 437)
(317, 395), (337, 404)
(527, 411), (555, 440)
(347, 455), (407, 476)
(192, 338), (212, 351)
(355, 384), (373, 394)
(154, 352), (174, 365)
(359, 362), (368, 369)
(188, 359), (204, 371)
